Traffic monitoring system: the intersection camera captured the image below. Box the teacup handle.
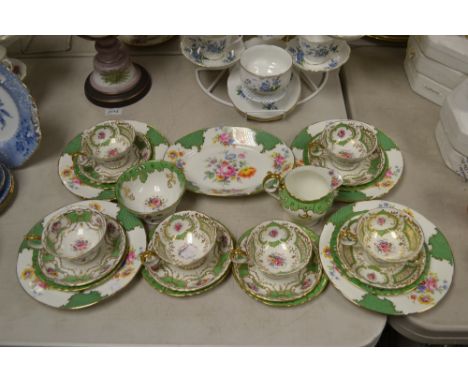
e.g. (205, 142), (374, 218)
(24, 234), (43, 250)
(263, 172), (282, 200)
(71, 151), (94, 165)
(140, 250), (161, 267)
(340, 228), (358, 246)
(308, 140), (326, 158)
(230, 248), (250, 265)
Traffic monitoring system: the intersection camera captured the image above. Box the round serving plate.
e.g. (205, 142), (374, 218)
(58, 120), (169, 200)
(291, 120), (404, 202)
(17, 200), (146, 309)
(319, 200), (454, 315)
(163, 126), (294, 197)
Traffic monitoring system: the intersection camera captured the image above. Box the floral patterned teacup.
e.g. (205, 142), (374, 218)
(263, 166), (343, 227)
(26, 207), (107, 264)
(309, 120), (378, 171)
(240, 44), (292, 96)
(231, 220), (313, 278)
(82, 120), (136, 169)
(186, 35), (236, 60)
(116, 160), (186, 226)
(141, 211), (219, 270)
(298, 36), (338, 64)
(343, 207), (425, 264)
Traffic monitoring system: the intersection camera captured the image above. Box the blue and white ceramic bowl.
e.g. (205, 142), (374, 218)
(240, 44), (292, 96)
(298, 36), (338, 64)
(0, 64), (41, 168)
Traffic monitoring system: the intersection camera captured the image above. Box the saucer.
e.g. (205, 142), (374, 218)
(17, 200), (146, 309)
(337, 217), (427, 291)
(320, 200), (454, 315)
(76, 132), (152, 185)
(58, 120), (169, 200)
(142, 218), (232, 294)
(232, 225), (328, 305)
(239, 84), (287, 104)
(292, 120), (404, 202)
(34, 216), (127, 291)
(227, 64), (301, 121)
(307, 132), (386, 187)
(181, 36), (244, 70)
(286, 38), (351, 72)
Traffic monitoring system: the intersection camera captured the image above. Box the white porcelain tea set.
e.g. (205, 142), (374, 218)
(181, 35), (351, 121)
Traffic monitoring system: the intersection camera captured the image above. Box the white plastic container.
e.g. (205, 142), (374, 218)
(416, 35), (468, 75)
(404, 52), (452, 106)
(407, 37), (466, 89)
(435, 120), (468, 180)
(440, 78), (468, 154)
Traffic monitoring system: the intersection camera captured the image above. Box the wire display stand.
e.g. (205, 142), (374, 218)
(194, 66), (329, 119)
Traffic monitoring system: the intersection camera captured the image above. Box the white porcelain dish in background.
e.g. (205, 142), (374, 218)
(435, 120), (468, 180)
(416, 35), (468, 75)
(407, 37), (466, 90)
(404, 54), (451, 106)
(440, 78), (468, 155)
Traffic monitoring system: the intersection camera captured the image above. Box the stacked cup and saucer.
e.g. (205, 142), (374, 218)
(181, 35), (245, 70)
(58, 120), (166, 201)
(307, 120), (385, 191)
(231, 220), (328, 307)
(286, 35), (351, 72)
(74, 120), (150, 186)
(338, 206), (427, 294)
(227, 44), (301, 121)
(25, 206), (128, 293)
(140, 211), (234, 297)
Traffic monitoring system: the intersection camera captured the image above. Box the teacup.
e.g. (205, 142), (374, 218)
(186, 35), (235, 60)
(309, 120), (378, 171)
(116, 160), (186, 226)
(263, 166), (343, 227)
(141, 211), (219, 270)
(240, 44), (292, 96)
(230, 220), (313, 278)
(82, 120), (136, 169)
(355, 208), (424, 264)
(298, 35), (338, 64)
(26, 207), (107, 264)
